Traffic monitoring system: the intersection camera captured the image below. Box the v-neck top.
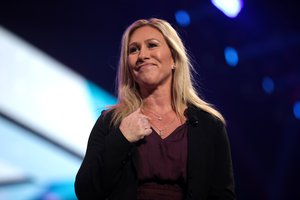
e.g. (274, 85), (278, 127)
(136, 123), (188, 185)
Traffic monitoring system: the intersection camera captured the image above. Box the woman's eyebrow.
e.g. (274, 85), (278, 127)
(128, 42), (138, 47)
(129, 38), (161, 46)
(145, 38), (160, 43)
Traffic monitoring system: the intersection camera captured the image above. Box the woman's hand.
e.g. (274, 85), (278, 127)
(119, 108), (152, 142)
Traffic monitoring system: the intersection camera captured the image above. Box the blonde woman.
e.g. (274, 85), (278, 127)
(75, 18), (235, 200)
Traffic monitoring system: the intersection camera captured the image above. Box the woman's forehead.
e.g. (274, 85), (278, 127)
(129, 26), (165, 44)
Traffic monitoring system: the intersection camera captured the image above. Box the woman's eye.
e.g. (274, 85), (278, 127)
(148, 43), (158, 48)
(129, 46), (139, 54)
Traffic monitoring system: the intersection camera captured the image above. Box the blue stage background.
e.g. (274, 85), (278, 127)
(0, 0), (299, 199)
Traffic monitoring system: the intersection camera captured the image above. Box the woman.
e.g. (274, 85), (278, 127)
(75, 18), (235, 200)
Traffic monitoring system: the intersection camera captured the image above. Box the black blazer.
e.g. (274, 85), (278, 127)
(75, 106), (236, 200)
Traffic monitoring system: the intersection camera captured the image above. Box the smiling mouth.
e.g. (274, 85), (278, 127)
(136, 63), (155, 71)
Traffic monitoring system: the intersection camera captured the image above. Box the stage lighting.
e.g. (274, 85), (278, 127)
(175, 10), (191, 27)
(211, 0), (243, 18)
(0, 24), (117, 199)
(262, 76), (275, 95)
(224, 46), (238, 67)
(293, 101), (300, 120)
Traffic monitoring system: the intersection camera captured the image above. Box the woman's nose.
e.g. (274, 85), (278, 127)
(138, 47), (150, 60)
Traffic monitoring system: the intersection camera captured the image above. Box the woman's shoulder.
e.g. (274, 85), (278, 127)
(95, 108), (115, 125)
(187, 105), (224, 128)
(187, 105), (228, 143)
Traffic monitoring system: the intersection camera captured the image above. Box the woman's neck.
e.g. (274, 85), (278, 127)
(140, 86), (173, 113)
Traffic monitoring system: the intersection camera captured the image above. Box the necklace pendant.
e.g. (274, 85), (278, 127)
(159, 130), (163, 136)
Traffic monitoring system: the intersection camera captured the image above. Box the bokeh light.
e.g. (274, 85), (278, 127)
(224, 46), (239, 67)
(293, 101), (300, 120)
(262, 76), (275, 94)
(211, 0), (243, 18)
(175, 10), (191, 27)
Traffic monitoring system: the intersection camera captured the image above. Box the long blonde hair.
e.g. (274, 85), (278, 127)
(110, 18), (225, 126)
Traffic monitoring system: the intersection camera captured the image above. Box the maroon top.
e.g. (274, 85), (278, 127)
(136, 124), (188, 200)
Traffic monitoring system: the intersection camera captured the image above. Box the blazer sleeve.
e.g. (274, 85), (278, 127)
(75, 111), (135, 199)
(209, 121), (236, 200)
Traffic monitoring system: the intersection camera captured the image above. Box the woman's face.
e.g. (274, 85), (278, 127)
(128, 25), (174, 90)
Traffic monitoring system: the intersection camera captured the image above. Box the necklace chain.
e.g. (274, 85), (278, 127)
(141, 108), (177, 137)
(150, 115), (177, 137)
(141, 108), (173, 121)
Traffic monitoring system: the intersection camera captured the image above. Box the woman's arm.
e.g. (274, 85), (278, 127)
(75, 112), (134, 199)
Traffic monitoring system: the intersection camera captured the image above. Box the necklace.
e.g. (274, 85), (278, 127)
(141, 108), (173, 121)
(150, 114), (177, 137)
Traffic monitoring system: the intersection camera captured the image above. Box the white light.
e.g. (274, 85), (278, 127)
(0, 26), (116, 156)
(211, 0), (243, 18)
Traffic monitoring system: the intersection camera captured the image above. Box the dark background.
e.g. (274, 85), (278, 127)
(1, 0), (299, 199)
